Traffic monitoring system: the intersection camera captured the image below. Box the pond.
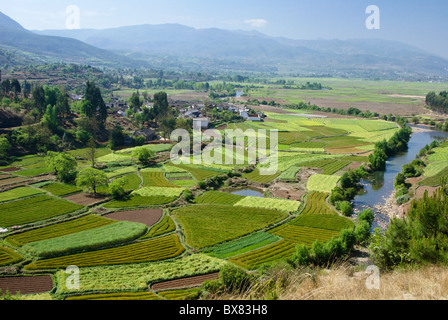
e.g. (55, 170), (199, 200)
(230, 188), (265, 198)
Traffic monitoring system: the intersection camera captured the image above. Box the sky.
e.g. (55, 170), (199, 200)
(2, 0), (448, 58)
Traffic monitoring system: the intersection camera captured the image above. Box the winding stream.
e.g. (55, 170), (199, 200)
(352, 124), (448, 229)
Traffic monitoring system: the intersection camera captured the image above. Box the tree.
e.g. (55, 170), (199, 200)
(87, 137), (97, 168)
(31, 86), (46, 115)
(41, 105), (60, 133)
(129, 92), (143, 113)
(76, 168), (108, 196)
(45, 151), (78, 182)
(84, 81), (107, 124)
(0, 137), (11, 163)
(132, 147), (154, 166)
(109, 125), (125, 150)
(109, 176), (127, 200)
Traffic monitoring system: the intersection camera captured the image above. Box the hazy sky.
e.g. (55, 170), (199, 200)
(2, 0), (448, 58)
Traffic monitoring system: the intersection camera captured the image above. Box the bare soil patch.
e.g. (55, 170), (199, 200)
(104, 209), (163, 227)
(151, 273), (220, 291)
(415, 186), (439, 199)
(64, 193), (108, 206)
(0, 177), (31, 187)
(0, 275), (53, 295)
(270, 182), (306, 201)
(0, 167), (20, 173)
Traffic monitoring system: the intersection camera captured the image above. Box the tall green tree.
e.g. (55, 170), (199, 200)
(31, 86), (46, 115)
(76, 168), (108, 196)
(84, 81), (107, 124)
(45, 151), (78, 182)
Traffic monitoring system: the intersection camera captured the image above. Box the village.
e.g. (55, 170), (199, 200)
(69, 92), (267, 144)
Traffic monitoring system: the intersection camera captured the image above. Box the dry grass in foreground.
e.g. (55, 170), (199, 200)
(208, 264), (448, 300)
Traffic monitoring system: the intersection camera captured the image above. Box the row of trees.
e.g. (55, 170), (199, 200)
(426, 91), (448, 113)
(368, 126), (413, 171)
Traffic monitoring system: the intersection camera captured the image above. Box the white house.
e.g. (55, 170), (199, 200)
(248, 115), (262, 122)
(193, 117), (210, 129)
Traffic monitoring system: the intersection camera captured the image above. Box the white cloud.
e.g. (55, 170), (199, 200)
(244, 19), (267, 28)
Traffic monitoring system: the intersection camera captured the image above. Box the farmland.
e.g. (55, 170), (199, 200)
(0, 86), (412, 300)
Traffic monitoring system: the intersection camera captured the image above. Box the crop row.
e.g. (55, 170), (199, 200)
(269, 225), (339, 245)
(103, 195), (178, 208)
(301, 192), (336, 215)
(172, 204), (287, 249)
(141, 172), (179, 188)
(229, 239), (297, 270)
(6, 215), (116, 247)
(0, 187), (45, 203)
(66, 292), (162, 301)
(291, 214), (354, 232)
(141, 215), (176, 239)
(203, 232), (280, 259)
(234, 196), (300, 213)
(0, 195), (85, 228)
(22, 221), (148, 259)
(278, 166), (301, 181)
(0, 247), (23, 267)
(306, 174), (341, 193)
(243, 169), (280, 184)
(25, 234), (185, 270)
(55, 254), (226, 294)
(132, 187), (185, 198)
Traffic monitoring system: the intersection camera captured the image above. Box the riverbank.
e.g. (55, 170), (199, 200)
(372, 191), (407, 220)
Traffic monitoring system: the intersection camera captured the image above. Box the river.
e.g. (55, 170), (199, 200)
(352, 125), (448, 229)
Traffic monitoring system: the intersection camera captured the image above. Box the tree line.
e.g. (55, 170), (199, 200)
(426, 91), (448, 113)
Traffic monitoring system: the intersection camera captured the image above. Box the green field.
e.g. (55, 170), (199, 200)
(202, 232), (280, 259)
(25, 234), (185, 270)
(0, 187), (45, 203)
(300, 192), (337, 215)
(234, 196), (300, 213)
(103, 195), (178, 208)
(22, 221), (148, 259)
(6, 215), (116, 247)
(0, 247), (23, 267)
(172, 204), (288, 249)
(306, 174), (341, 193)
(55, 254), (227, 294)
(141, 215), (177, 239)
(0, 195), (84, 228)
(41, 183), (83, 197)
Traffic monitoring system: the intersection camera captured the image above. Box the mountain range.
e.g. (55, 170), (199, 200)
(1, 11), (447, 79)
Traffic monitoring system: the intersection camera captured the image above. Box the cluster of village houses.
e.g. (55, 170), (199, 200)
(69, 94), (265, 144)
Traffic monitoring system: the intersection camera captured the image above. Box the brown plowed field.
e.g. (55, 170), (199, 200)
(151, 273), (220, 291)
(64, 193), (108, 206)
(0, 275), (53, 295)
(104, 209), (164, 227)
(0, 167), (20, 173)
(0, 177), (31, 187)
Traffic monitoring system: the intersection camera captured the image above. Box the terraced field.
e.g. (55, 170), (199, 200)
(0, 106), (406, 299)
(25, 234), (185, 270)
(0, 195), (85, 228)
(172, 204), (288, 249)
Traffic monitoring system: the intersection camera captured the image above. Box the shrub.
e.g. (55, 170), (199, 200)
(109, 177), (128, 200)
(355, 220), (371, 244)
(218, 264), (255, 294)
(357, 208), (375, 225)
(338, 201), (353, 217)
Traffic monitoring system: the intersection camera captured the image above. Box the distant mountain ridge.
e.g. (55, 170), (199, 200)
(34, 23), (448, 78)
(0, 11), (144, 69)
(1, 11), (447, 79)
